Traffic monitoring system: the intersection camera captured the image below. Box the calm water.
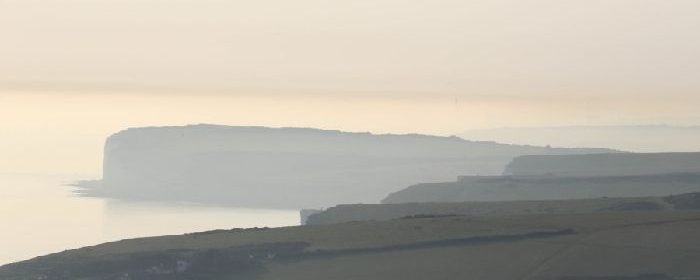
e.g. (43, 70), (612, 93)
(0, 173), (299, 266)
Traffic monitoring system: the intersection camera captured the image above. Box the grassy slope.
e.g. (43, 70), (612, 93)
(3, 211), (700, 279)
(264, 212), (700, 280)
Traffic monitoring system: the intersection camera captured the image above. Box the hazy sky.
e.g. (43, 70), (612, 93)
(2, 0), (700, 97)
(2, 0), (700, 174)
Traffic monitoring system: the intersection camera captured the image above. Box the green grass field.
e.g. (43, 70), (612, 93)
(2, 211), (700, 279)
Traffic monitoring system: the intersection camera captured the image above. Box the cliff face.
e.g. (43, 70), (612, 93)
(87, 124), (615, 208)
(504, 152), (700, 177)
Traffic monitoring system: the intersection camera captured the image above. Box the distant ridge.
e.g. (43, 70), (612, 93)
(382, 172), (700, 204)
(310, 192), (700, 225)
(505, 152), (700, 177)
(80, 124), (617, 208)
(459, 125), (700, 152)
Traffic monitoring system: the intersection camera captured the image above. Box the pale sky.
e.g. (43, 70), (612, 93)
(1, 0), (700, 174)
(2, 0), (700, 97)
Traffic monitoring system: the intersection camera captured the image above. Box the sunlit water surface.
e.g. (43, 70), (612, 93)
(0, 173), (299, 266)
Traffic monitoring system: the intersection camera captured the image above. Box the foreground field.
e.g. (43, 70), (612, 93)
(2, 210), (700, 280)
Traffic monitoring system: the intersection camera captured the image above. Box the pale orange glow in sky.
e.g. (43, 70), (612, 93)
(2, 0), (700, 174)
(2, 0), (700, 97)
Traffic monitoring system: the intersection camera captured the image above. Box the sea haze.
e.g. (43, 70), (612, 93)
(0, 173), (298, 266)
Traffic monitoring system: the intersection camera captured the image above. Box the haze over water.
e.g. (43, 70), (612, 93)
(0, 173), (298, 266)
(1, 92), (697, 265)
(3, 0), (700, 267)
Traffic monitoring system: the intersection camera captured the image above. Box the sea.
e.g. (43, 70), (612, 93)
(0, 173), (299, 266)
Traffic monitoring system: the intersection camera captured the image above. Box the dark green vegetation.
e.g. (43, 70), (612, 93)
(3, 206), (700, 279)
